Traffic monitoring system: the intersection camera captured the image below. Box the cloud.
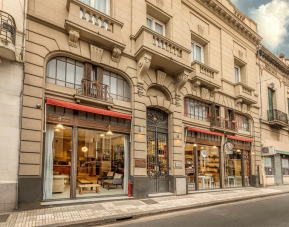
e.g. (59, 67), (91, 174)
(249, 0), (289, 50)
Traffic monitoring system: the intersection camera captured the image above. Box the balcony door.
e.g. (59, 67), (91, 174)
(268, 88), (274, 121)
(147, 108), (169, 194)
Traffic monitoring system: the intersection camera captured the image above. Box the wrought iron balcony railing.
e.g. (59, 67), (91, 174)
(0, 11), (16, 45)
(267, 109), (288, 125)
(210, 116), (237, 132)
(78, 79), (113, 103)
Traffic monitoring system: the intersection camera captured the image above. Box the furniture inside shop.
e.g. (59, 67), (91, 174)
(78, 184), (100, 195)
(102, 173), (123, 190)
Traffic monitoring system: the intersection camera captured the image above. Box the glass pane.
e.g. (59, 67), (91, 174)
(76, 66), (83, 86)
(66, 63), (75, 84)
(46, 78), (55, 85)
(124, 81), (130, 99)
(80, 0), (90, 4)
(43, 124), (72, 200)
(110, 76), (117, 95)
(185, 144), (195, 191)
(94, 0), (106, 14)
(56, 80), (65, 87)
(244, 151), (250, 187)
(76, 128), (129, 197)
(225, 150), (242, 188)
(196, 45), (202, 62)
(198, 145), (220, 189)
(103, 74), (110, 86)
(147, 18), (152, 29)
(191, 43), (194, 62)
(235, 67), (239, 83)
(56, 60), (66, 82)
(155, 22), (163, 35)
(67, 58), (75, 64)
(46, 59), (56, 79)
(117, 79), (123, 96)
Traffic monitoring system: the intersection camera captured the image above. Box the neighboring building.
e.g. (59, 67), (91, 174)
(0, 0), (27, 212)
(258, 45), (289, 186)
(18, 0), (262, 210)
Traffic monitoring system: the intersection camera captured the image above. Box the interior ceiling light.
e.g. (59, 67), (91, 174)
(193, 143), (197, 147)
(55, 123), (65, 130)
(82, 147), (88, 152)
(106, 125), (113, 135)
(55, 128), (60, 132)
(100, 134), (105, 137)
(213, 145), (217, 149)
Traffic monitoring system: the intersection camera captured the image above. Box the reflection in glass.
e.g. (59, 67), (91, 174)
(198, 145), (220, 189)
(226, 150), (242, 187)
(244, 151), (250, 186)
(185, 144), (195, 191)
(43, 124), (72, 200)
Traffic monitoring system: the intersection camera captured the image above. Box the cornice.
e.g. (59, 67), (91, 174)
(190, 0), (262, 45)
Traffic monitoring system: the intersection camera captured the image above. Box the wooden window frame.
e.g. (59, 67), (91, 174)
(146, 15), (165, 35)
(191, 41), (204, 63)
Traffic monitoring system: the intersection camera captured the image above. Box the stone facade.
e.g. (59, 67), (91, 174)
(0, 0), (27, 212)
(17, 0), (263, 209)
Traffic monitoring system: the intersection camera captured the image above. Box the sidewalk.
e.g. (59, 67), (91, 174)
(2, 185), (289, 227)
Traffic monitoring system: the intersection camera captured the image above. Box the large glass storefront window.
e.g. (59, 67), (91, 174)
(43, 124), (72, 200)
(76, 129), (129, 197)
(225, 150), (242, 187)
(197, 145), (220, 189)
(185, 144), (195, 191)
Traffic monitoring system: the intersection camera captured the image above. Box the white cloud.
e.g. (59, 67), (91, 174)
(249, 0), (289, 50)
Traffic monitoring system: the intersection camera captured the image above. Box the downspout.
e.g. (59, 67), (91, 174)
(16, 0), (27, 210)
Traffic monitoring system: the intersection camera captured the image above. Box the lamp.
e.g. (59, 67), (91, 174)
(82, 147), (88, 152)
(106, 125), (113, 135)
(213, 145), (217, 149)
(100, 134), (105, 137)
(139, 126), (144, 134)
(55, 128), (60, 132)
(55, 123), (65, 130)
(251, 151), (255, 155)
(177, 133), (181, 139)
(193, 143), (197, 147)
(237, 149), (241, 153)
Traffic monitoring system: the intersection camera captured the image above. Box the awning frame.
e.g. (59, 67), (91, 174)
(187, 126), (223, 137)
(227, 135), (253, 143)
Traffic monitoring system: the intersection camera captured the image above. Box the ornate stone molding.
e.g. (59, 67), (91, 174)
(210, 88), (219, 96)
(191, 80), (201, 91)
(156, 70), (166, 86)
(235, 98), (242, 106)
(175, 69), (190, 98)
(111, 46), (122, 63)
(90, 45), (103, 63)
(67, 26), (80, 48)
(137, 52), (153, 85)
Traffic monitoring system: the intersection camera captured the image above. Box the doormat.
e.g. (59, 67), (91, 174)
(0, 214), (10, 223)
(140, 199), (159, 205)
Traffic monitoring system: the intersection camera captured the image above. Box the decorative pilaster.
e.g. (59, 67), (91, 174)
(68, 26), (80, 48)
(111, 46), (122, 63)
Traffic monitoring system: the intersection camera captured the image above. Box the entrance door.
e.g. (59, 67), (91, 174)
(147, 108), (169, 194)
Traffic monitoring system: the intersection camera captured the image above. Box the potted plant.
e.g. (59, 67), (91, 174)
(225, 118), (229, 122)
(217, 116), (221, 120)
(232, 120), (236, 124)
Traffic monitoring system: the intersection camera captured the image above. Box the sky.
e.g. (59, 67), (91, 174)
(231, 0), (289, 58)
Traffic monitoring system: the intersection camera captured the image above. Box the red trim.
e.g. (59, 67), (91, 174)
(46, 98), (132, 120)
(187, 127), (223, 137)
(227, 135), (253, 143)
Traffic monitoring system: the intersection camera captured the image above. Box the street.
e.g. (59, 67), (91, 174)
(100, 194), (289, 227)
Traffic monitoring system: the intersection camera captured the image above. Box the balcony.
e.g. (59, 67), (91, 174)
(210, 116), (237, 134)
(190, 61), (221, 90)
(132, 26), (192, 75)
(234, 82), (257, 105)
(65, 0), (125, 51)
(75, 79), (113, 108)
(0, 11), (16, 61)
(267, 109), (288, 128)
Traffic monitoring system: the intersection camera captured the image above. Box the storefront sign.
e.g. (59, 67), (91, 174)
(282, 159), (289, 168)
(201, 150), (207, 157)
(226, 150), (233, 154)
(264, 157), (272, 167)
(225, 142), (234, 151)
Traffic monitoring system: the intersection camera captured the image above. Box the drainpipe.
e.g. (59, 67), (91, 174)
(16, 0), (27, 210)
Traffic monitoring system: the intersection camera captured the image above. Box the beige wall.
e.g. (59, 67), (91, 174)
(21, 0), (261, 186)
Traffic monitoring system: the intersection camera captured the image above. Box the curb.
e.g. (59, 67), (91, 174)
(42, 190), (289, 227)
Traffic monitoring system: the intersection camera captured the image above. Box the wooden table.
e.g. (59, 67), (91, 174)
(78, 184), (100, 195)
(77, 179), (93, 190)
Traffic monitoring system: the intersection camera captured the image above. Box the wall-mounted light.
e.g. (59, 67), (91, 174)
(193, 143), (197, 147)
(82, 147), (88, 152)
(55, 123), (65, 130)
(106, 125), (113, 135)
(177, 133), (181, 140)
(139, 126), (144, 134)
(251, 151), (255, 155)
(100, 134), (105, 137)
(213, 145), (217, 149)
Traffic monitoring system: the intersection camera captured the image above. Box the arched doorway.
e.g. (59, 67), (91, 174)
(147, 108), (169, 194)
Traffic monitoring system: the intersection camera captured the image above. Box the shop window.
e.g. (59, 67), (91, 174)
(234, 65), (241, 83)
(264, 156), (274, 176)
(184, 97), (210, 122)
(46, 57), (84, 89)
(235, 113), (249, 131)
(92, 68), (130, 102)
(191, 41), (204, 63)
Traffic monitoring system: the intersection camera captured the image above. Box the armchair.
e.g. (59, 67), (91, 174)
(102, 173), (123, 190)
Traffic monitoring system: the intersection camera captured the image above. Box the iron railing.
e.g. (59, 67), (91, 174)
(0, 11), (16, 45)
(267, 109), (288, 124)
(210, 116), (237, 131)
(78, 79), (113, 102)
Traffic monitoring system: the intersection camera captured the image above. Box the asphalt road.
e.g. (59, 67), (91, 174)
(100, 194), (289, 227)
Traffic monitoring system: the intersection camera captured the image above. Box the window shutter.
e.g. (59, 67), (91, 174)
(84, 63), (92, 80)
(210, 103), (216, 126)
(231, 110), (236, 131)
(97, 67), (104, 83)
(268, 88), (274, 120)
(225, 107), (228, 128)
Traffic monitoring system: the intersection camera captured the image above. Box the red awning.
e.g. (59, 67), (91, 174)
(187, 127), (223, 137)
(227, 135), (253, 143)
(46, 98), (131, 120)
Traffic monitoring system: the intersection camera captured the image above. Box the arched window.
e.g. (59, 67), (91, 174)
(184, 97), (209, 122)
(235, 114), (249, 131)
(46, 57), (84, 89)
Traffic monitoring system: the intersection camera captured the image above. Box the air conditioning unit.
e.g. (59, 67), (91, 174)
(262, 146), (276, 156)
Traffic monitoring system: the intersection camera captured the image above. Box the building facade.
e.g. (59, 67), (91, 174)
(0, 0), (27, 212)
(258, 45), (289, 186)
(18, 0), (262, 210)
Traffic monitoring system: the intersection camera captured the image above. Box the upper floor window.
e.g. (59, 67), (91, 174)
(184, 98), (209, 122)
(46, 57), (84, 89)
(79, 0), (110, 15)
(235, 113), (249, 131)
(146, 15), (165, 36)
(191, 41), (204, 63)
(234, 65), (241, 83)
